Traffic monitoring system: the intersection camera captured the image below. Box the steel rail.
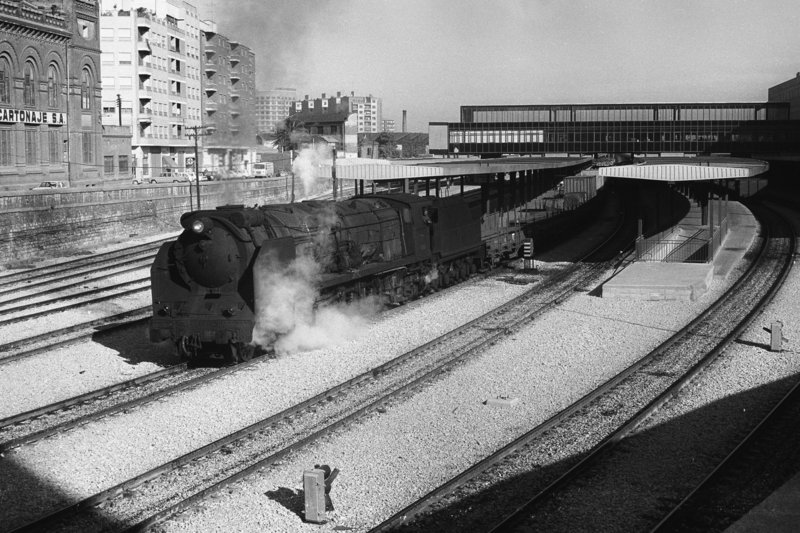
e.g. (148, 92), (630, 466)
(0, 283), (149, 327)
(122, 192), (633, 532)
(0, 356), (262, 457)
(649, 204), (798, 532)
(650, 378), (800, 532)
(11, 225), (625, 533)
(0, 238), (170, 286)
(485, 204), (793, 533)
(0, 308), (149, 366)
(0, 364), (186, 431)
(0, 256), (153, 301)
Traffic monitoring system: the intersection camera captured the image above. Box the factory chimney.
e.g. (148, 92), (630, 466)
(402, 110), (407, 133)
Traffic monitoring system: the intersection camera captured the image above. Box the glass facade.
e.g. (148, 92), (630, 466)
(431, 103), (798, 156)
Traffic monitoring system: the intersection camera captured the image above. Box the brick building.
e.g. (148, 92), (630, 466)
(200, 19), (257, 175)
(0, 0), (103, 190)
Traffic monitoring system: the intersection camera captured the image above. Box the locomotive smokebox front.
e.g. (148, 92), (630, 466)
(175, 217), (243, 289)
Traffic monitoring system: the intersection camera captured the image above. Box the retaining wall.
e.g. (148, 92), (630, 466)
(0, 177), (320, 263)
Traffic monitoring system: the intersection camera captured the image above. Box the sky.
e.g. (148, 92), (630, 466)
(192, 0), (800, 132)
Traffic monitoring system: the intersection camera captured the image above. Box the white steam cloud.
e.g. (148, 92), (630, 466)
(251, 205), (381, 357)
(292, 144), (332, 197)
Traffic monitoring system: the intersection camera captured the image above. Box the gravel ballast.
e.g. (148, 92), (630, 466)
(6, 199), (798, 533)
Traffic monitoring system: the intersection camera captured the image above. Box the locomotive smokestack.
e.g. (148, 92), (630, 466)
(402, 110), (407, 133)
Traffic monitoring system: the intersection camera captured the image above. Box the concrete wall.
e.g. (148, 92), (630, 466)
(0, 176), (327, 263)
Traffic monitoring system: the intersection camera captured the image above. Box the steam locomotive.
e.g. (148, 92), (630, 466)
(150, 191), (524, 363)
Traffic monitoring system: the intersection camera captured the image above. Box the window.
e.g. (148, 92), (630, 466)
(47, 65), (59, 107)
(0, 57), (9, 104)
(82, 132), (92, 163)
(25, 128), (38, 164)
(81, 69), (92, 110)
(0, 129), (11, 165)
(23, 61), (36, 106)
(104, 155), (114, 173)
(48, 130), (61, 163)
(118, 155), (129, 173)
(78, 19), (95, 40)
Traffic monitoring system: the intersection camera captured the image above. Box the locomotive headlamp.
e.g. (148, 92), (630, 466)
(191, 219), (205, 234)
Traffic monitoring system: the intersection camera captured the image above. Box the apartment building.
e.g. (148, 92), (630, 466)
(200, 19), (257, 174)
(293, 91), (382, 134)
(255, 87), (295, 134)
(100, 0), (202, 180)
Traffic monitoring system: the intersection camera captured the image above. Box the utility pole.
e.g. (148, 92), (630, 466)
(187, 125), (211, 211)
(332, 147), (337, 201)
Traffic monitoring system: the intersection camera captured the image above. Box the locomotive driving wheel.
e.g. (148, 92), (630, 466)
(176, 336), (197, 360)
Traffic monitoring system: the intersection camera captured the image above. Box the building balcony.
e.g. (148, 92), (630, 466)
(136, 16), (151, 29)
(230, 72), (240, 82)
(205, 87), (217, 97)
(230, 56), (239, 66)
(204, 64), (217, 74)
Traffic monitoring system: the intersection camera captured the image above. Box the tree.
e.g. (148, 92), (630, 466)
(273, 117), (306, 153)
(375, 132), (395, 159)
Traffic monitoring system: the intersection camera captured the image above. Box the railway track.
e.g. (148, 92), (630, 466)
(366, 201), (793, 533)
(8, 219), (632, 532)
(0, 238), (169, 328)
(651, 378), (800, 532)
(0, 238), (169, 289)
(0, 362), (192, 452)
(0, 308), (150, 366)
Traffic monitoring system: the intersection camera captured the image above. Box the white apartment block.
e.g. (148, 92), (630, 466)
(100, 0), (202, 179)
(256, 87), (296, 134)
(350, 94), (381, 133)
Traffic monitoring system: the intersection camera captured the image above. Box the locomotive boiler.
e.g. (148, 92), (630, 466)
(149, 192), (517, 363)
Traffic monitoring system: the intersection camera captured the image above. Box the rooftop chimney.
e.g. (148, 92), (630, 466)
(322, 93), (326, 99)
(402, 110), (407, 133)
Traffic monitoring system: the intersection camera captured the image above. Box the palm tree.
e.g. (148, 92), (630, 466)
(273, 117), (306, 153)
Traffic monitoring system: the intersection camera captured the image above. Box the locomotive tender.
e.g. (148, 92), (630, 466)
(150, 191), (523, 363)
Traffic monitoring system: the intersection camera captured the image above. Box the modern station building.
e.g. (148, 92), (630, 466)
(429, 102), (800, 160)
(0, 0), (103, 189)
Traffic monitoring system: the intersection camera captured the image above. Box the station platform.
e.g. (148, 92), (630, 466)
(602, 202), (758, 301)
(724, 470), (800, 532)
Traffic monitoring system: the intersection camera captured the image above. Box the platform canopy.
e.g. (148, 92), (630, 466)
(598, 157), (769, 182)
(315, 156), (591, 181)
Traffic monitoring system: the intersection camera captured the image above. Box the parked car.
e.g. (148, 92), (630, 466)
(171, 170), (195, 182)
(201, 169), (220, 181)
(132, 176), (143, 185)
(30, 181), (66, 190)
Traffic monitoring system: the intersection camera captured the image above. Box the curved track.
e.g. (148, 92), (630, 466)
(8, 208), (631, 533)
(367, 201), (795, 533)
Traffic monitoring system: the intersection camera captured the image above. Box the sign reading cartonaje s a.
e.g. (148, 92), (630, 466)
(0, 108), (66, 125)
